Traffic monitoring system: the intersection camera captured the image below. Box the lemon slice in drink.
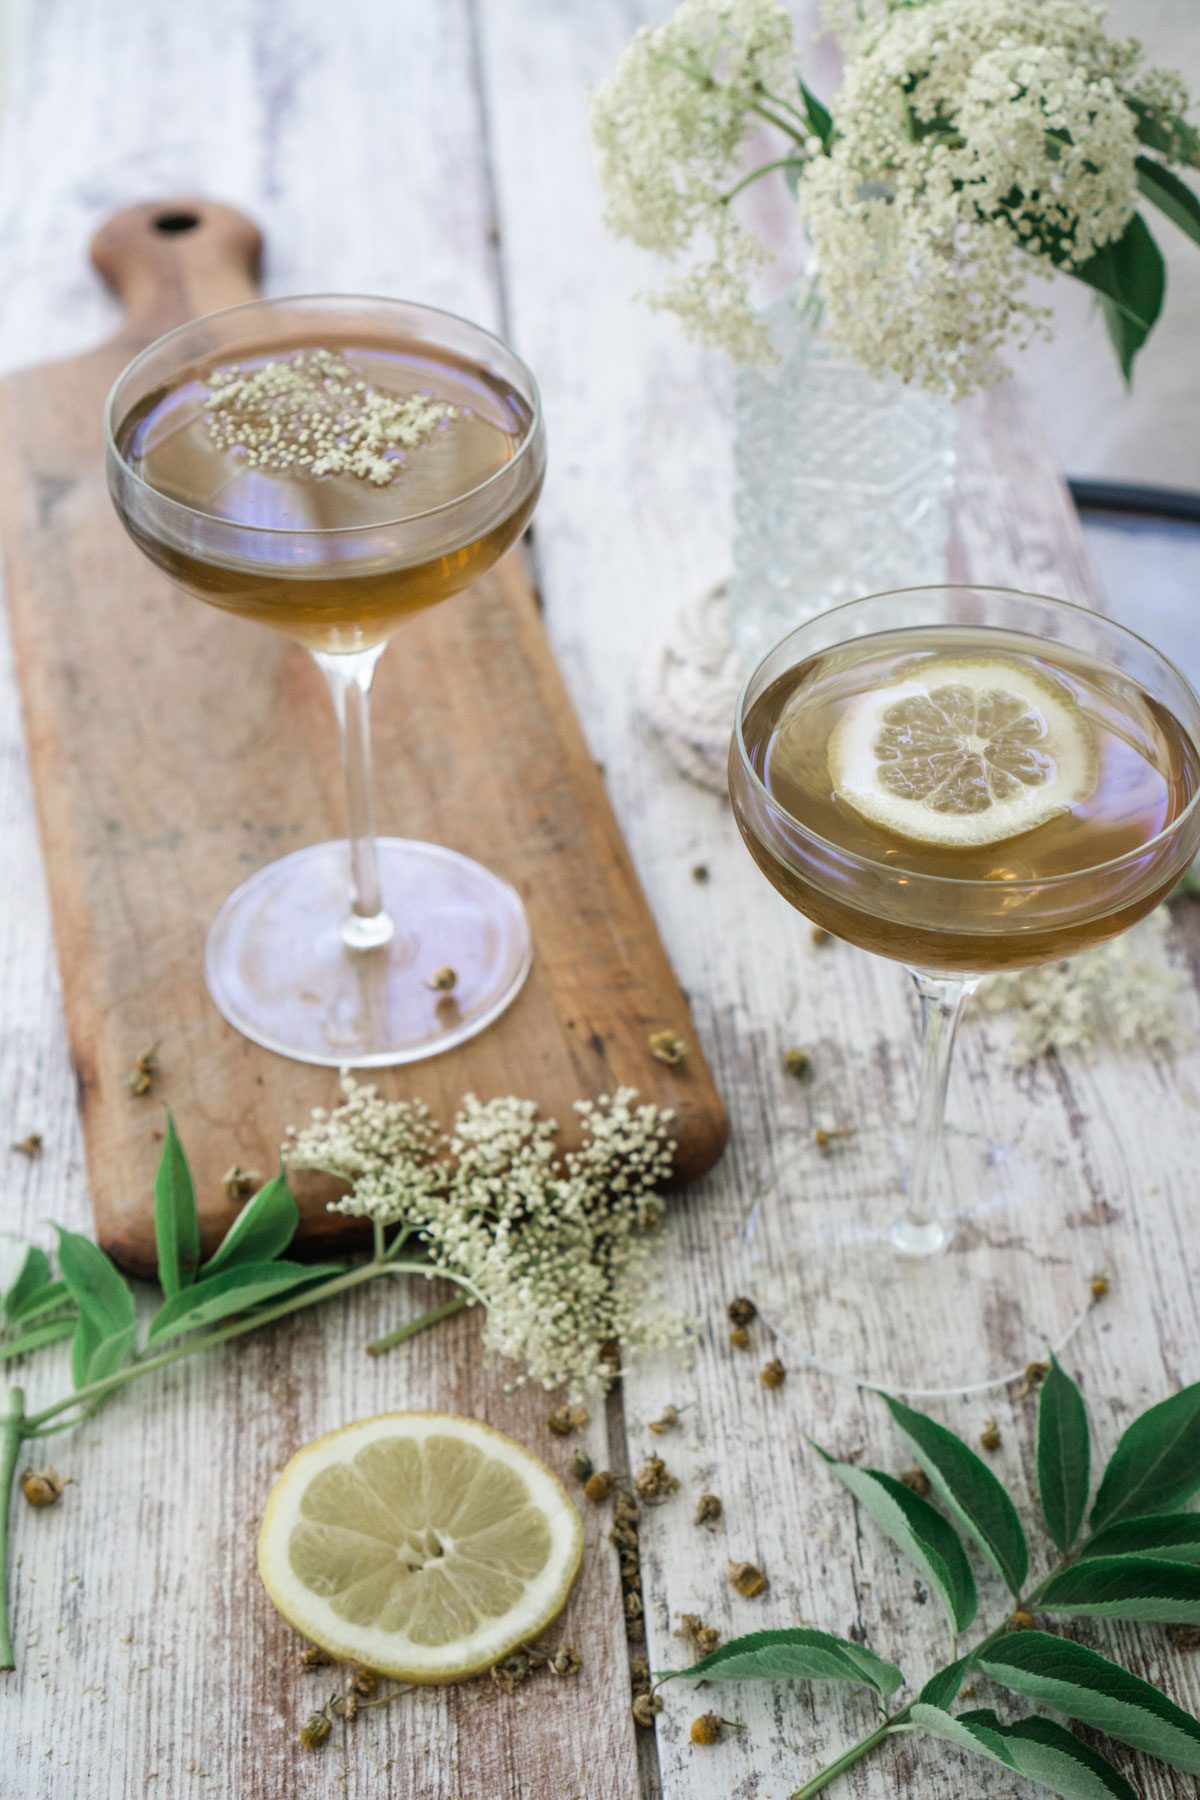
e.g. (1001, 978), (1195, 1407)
(827, 656), (1096, 848)
(257, 1412), (584, 1681)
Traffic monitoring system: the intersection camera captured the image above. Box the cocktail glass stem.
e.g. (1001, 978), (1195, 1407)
(890, 971), (980, 1256)
(311, 645), (396, 952)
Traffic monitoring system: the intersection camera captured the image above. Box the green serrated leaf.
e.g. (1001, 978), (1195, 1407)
(84, 1322), (137, 1387)
(915, 1704), (1138, 1800)
(1069, 212), (1165, 385)
(0, 1316), (77, 1362)
(1091, 1381), (1200, 1529)
(7, 1279), (72, 1325)
(1039, 1556), (1200, 1623)
(798, 78), (833, 150)
(3, 1244), (51, 1321)
(664, 1628), (903, 1697)
(1136, 156), (1200, 249)
(811, 1440), (977, 1632)
(918, 1655), (973, 1710)
(154, 1109), (200, 1297)
(1038, 1354), (1091, 1552)
(1081, 1514), (1200, 1565)
(910, 1703), (1021, 1771)
(147, 1261), (343, 1345)
(880, 1393), (1028, 1596)
(55, 1225), (136, 1389)
(979, 1631), (1200, 1775)
(200, 1171), (298, 1278)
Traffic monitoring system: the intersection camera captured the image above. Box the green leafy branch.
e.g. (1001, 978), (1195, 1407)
(0, 1111), (478, 1672)
(657, 1362), (1200, 1799)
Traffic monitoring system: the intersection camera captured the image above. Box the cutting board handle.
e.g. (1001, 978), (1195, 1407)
(90, 199), (262, 345)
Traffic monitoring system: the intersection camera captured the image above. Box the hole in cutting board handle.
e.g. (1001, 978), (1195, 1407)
(153, 210), (201, 234)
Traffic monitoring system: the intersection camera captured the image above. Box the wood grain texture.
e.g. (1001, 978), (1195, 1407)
(0, 199), (725, 1275)
(2, 3), (1200, 1800)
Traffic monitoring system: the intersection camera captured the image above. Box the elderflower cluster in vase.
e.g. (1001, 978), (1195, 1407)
(592, 0), (1200, 735)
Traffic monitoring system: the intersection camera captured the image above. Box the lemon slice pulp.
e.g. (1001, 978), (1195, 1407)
(257, 1411), (584, 1681)
(826, 656), (1096, 848)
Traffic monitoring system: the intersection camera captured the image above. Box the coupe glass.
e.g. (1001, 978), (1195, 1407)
(729, 586), (1200, 1392)
(105, 297), (545, 1066)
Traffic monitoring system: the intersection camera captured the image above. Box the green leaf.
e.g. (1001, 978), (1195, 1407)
(3, 1244), (51, 1321)
(663, 1628), (903, 1698)
(797, 78), (833, 150)
(0, 1316), (77, 1361)
(880, 1393), (1028, 1595)
(811, 1441), (977, 1631)
(7, 1279), (72, 1325)
(1081, 1514), (1200, 1565)
(913, 1704), (1137, 1800)
(146, 1261), (343, 1345)
(979, 1631), (1200, 1774)
(910, 1704), (1022, 1773)
(154, 1109), (200, 1297)
(1038, 1354), (1091, 1551)
(55, 1224), (138, 1392)
(1127, 95), (1200, 168)
(82, 1322), (137, 1386)
(1136, 156), (1200, 249)
(200, 1171), (298, 1278)
(1039, 1556), (1200, 1623)
(917, 1655), (973, 1710)
(1091, 1381), (1200, 1529)
(1069, 212), (1165, 385)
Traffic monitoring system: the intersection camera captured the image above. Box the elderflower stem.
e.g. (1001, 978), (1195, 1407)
(367, 1294), (470, 1356)
(790, 1707), (912, 1799)
(0, 1387), (24, 1672)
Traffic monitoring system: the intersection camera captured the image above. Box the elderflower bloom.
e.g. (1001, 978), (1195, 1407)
(590, 0), (803, 359)
(286, 1077), (688, 1398)
(801, 0), (1142, 396)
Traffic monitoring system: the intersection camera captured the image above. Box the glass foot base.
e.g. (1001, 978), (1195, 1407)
(740, 1124), (1109, 1395)
(205, 839), (531, 1067)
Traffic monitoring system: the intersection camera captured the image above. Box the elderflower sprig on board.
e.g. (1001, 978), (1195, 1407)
(591, 0), (1200, 394)
(288, 1076), (689, 1397)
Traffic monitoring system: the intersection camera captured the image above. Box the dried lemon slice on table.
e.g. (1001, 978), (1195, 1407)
(827, 656), (1096, 847)
(257, 1412), (584, 1681)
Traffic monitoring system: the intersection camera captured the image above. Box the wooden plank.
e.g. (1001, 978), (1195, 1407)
(474, 3), (1200, 1797)
(0, 3), (644, 1797)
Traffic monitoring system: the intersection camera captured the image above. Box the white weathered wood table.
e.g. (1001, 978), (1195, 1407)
(2, 4), (1200, 1797)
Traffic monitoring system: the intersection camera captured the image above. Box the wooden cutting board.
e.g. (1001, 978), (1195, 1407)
(0, 199), (727, 1277)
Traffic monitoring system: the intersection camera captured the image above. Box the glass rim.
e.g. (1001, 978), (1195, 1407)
(731, 583), (1200, 895)
(102, 291), (545, 539)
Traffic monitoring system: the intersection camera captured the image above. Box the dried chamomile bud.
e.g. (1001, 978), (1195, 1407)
(584, 1470), (613, 1502)
(648, 1029), (686, 1066)
(21, 1468), (72, 1508)
(728, 1560), (766, 1598)
(648, 1404), (680, 1434)
(1008, 1610), (1036, 1633)
(899, 1466), (928, 1496)
(1091, 1272), (1110, 1299)
(427, 965), (457, 993)
(761, 1358), (786, 1388)
(730, 1326), (751, 1350)
(547, 1403), (589, 1435)
(695, 1492), (722, 1527)
(727, 1296), (757, 1327)
(298, 1643), (333, 1670)
(782, 1047), (812, 1080)
(300, 1710), (332, 1751)
(690, 1713), (722, 1745)
(633, 1455), (680, 1504)
(979, 1419), (1002, 1452)
(632, 1691), (663, 1728)
(571, 1447), (594, 1483)
(552, 1644), (581, 1677)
